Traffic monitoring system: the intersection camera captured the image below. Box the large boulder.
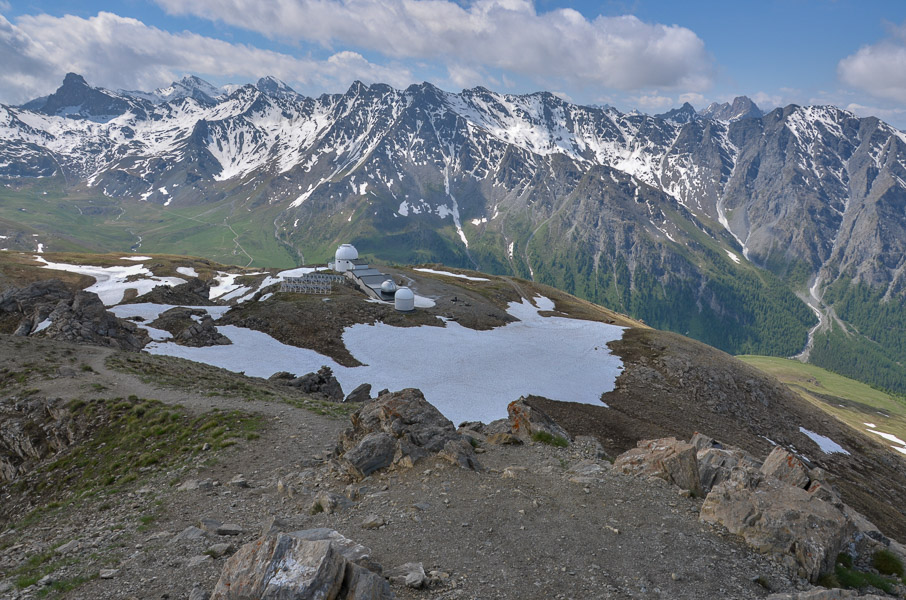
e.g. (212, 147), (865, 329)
(614, 437), (704, 497)
(151, 307), (231, 347)
(507, 397), (572, 444)
(700, 472), (855, 582)
(210, 529), (392, 600)
(338, 389), (480, 479)
(285, 366), (344, 401)
(760, 446), (811, 489)
(691, 433), (763, 493)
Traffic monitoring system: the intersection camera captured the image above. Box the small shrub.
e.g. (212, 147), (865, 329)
(837, 553), (854, 569)
(873, 549), (905, 579)
(531, 431), (569, 448)
(80, 364), (93, 372)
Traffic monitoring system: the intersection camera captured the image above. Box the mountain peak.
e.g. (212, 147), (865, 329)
(656, 102), (698, 124)
(699, 96), (762, 121)
(62, 73), (89, 88)
(27, 72), (132, 119)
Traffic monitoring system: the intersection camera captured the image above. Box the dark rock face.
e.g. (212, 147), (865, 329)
(2, 280), (148, 351)
(151, 307), (230, 347)
(345, 383), (372, 403)
(337, 388), (480, 479)
(0, 397), (77, 483)
(130, 278), (216, 306)
(287, 366), (344, 401)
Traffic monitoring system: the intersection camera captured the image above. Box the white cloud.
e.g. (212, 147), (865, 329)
(0, 12), (411, 104)
(845, 102), (906, 125)
(678, 92), (706, 107)
(633, 93), (675, 111)
(750, 91), (784, 110)
(838, 22), (906, 102)
(154, 0), (714, 92)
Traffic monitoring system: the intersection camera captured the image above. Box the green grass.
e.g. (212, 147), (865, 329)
(531, 431), (569, 448)
(873, 548), (905, 578)
(818, 552), (900, 594)
(32, 397), (264, 497)
(737, 355), (906, 450)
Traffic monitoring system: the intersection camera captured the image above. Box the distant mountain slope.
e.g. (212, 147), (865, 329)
(2, 75), (906, 389)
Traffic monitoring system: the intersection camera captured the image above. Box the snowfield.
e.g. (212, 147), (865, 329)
(144, 295), (624, 425)
(37, 257), (185, 305)
(798, 427), (850, 455)
(414, 268), (490, 282)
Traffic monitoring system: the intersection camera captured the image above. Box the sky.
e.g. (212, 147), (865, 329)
(2, 0), (906, 127)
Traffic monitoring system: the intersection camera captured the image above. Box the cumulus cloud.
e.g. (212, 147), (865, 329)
(632, 94), (675, 111)
(0, 11), (411, 104)
(154, 0), (714, 92)
(838, 22), (906, 102)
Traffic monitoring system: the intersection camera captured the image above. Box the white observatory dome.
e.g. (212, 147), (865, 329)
(335, 244), (358, 261)
(381, 279), (398, 294)
(394, 286), (415, 311)
(334, 243), (359, 273)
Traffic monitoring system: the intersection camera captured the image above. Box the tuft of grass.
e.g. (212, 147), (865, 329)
(873, 548), (905, 579)
(823, 552), (899, 594)
(531, 430), (569, 448)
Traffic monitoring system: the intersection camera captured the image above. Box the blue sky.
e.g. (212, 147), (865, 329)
(2, 0), (906, 126)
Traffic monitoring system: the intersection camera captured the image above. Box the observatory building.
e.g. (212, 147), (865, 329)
(394, 286), (415, 311)
(328, 243), (416, 309)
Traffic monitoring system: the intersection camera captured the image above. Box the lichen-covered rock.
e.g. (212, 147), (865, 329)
(507, 397), (572, 444)
(614, 437), (703, 497)
(700, 473), (855, 582)
(761, 446), (811, 489)
(338, 389), (480, 478)
(210, 530), (392, 600)
(691, 433), (762, 493)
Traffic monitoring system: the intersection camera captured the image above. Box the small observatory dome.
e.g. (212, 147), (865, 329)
(334, 243), (359, 272)
(394, 286), (415, 311)
(381, 279), (398, 295)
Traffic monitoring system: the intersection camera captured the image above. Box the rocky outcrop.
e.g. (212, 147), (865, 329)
(0, 397), (78, 483)
(760, 446), (811, 489)
(345, 383), (372, 403)
(701, 471), (855, 582)
(614, 437), (703, 497)
(614, 434), (906, 584)
(692, 433), (763, 493)
(507, 397), (572, 444)
(271, 366), (344, 401)
(337, 389), (480, 479)
(210, 529), (392, 600)
(152, 307), (231, 347)
(3, 282), (149, 351)
(128, 277), (216, 306)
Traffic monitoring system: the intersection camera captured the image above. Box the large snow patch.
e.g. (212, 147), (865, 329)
(146, 295), (624, 425)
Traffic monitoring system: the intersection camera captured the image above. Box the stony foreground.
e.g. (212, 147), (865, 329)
(1, 335), (905, 599)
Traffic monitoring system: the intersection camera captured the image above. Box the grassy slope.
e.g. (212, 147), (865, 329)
(738, 355), (906, 453)
(0, 182), (297, 269)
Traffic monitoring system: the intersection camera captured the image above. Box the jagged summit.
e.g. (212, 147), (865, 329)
(23, 72), (134, 118)
(699, 96), (762, 121)
(656, 101), (698, 124)
(255, 76), (298, 98)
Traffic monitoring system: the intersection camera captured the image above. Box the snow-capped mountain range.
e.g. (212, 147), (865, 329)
(2, 73), (906, 384)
